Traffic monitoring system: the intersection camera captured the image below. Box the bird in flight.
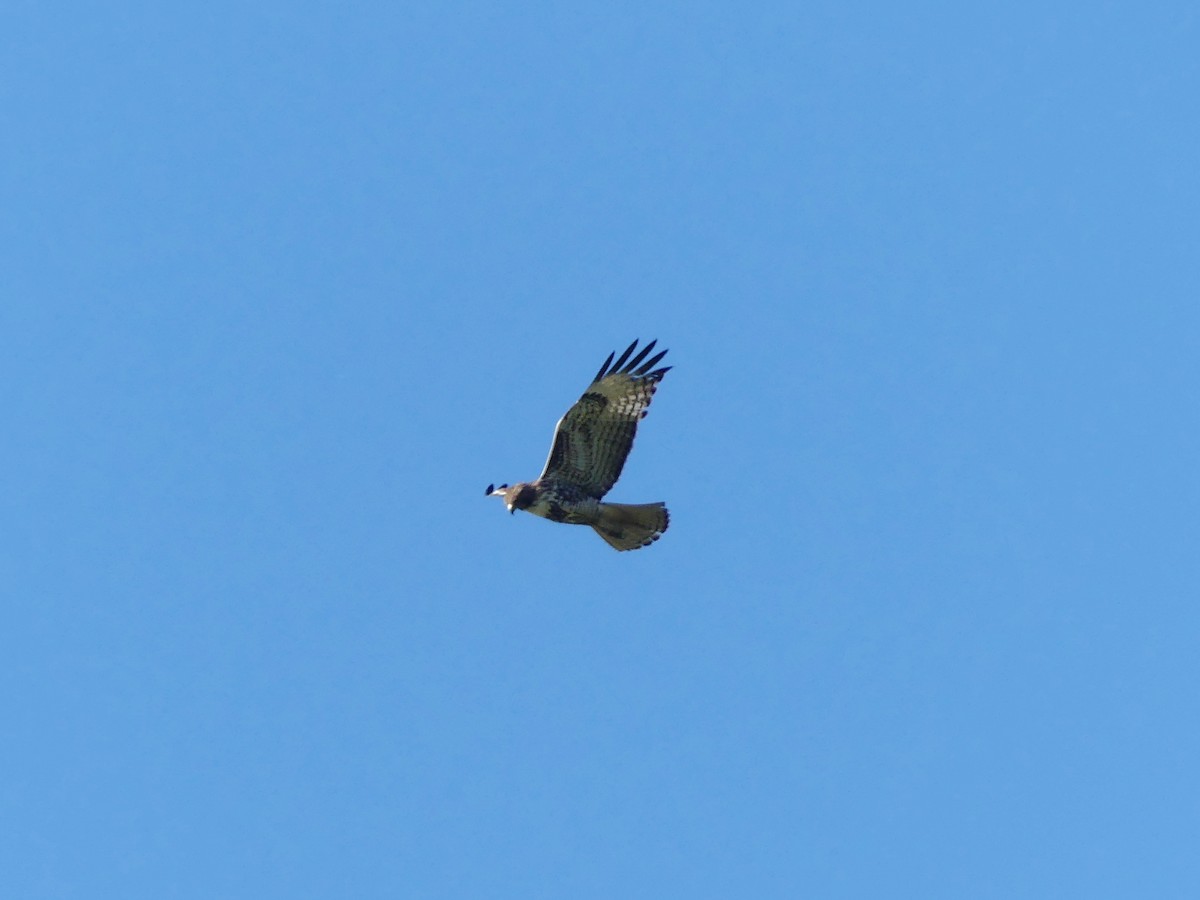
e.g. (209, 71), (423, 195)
(486, 339), (672, 551)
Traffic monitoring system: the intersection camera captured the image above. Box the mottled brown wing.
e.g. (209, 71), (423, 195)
(537, 339), (671, 499)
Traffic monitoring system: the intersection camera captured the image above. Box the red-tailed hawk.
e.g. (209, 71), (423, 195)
(486, 339), (671, 551)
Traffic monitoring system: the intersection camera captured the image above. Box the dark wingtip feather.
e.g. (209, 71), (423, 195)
(611, 339), (638, 373)
(624, 339), (657, 372)
(634, 348), (669, 375)
(485, 483), (494, 495)
(593, 350), (616, 383)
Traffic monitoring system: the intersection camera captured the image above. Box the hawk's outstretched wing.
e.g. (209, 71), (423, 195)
(537, 339), (671, 499)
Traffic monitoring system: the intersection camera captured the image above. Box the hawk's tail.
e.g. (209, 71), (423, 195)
(591, 502), (669, 551)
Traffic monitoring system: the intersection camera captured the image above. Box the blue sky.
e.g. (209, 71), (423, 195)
(4, 2), (1198, 896)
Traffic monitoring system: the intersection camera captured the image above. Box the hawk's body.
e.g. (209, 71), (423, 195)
(487, 339), (671, 551)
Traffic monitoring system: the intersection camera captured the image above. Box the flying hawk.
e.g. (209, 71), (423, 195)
(486, 339), (672, 551)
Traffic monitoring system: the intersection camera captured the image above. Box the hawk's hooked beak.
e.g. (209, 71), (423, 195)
(486, 483), (513, 513)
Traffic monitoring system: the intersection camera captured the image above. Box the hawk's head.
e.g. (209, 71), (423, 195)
(485, 482), (537, 514)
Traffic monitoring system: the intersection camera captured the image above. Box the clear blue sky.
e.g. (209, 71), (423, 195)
(4, 2), (1198, 897)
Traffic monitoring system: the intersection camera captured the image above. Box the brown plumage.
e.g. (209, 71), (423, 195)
(486, 339), (671, 551)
